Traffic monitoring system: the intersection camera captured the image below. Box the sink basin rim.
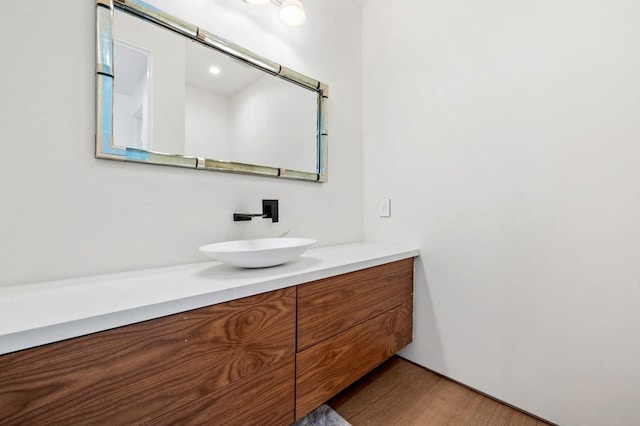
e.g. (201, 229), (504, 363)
(199, 237), (316, 268)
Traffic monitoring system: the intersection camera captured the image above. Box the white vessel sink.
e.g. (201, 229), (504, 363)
(199, 238), (316, 268)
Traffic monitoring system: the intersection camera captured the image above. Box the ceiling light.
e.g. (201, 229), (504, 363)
(209, 66), (221, 75)
(242, 0), (307, 27)
(279, 0), (306, 26)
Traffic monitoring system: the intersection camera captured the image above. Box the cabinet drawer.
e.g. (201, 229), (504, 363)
(297, 258), (413, 351)
(148, 359), (295, 425)
(0, 287), (296, 425)
(295, 301), (413, 420)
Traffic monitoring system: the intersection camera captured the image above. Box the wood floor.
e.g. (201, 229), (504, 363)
(328, 357), (551, 426)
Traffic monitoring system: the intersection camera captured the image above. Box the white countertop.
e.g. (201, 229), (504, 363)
(0, 242), (419, 356)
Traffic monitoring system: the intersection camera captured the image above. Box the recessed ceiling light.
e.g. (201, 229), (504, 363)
(209, 66), (221, 75)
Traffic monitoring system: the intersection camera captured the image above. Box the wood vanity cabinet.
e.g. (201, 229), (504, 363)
(0, 288), (297, 425)
(295, 258), (414, 420)
(0, 258), (414, 425)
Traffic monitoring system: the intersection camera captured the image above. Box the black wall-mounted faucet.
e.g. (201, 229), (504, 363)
(233, 199), (279, 223)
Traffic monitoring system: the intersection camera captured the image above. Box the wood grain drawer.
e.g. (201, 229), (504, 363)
(297, 258), (413, 351)
(295, 301), (413, 420)
(147, 359), (295, 425)
(0, 287), (296, 425)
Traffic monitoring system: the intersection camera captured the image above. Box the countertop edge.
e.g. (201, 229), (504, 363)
(0, 243), (419, 355)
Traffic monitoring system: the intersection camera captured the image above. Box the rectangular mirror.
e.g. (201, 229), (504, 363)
(96, 0), (328, 182)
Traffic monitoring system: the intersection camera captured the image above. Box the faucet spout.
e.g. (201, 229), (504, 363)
(233, 213), (266, 221)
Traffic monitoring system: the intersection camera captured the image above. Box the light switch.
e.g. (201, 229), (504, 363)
(378, 198), (391, 217)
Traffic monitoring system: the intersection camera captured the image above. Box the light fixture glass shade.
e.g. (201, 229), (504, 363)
(243, 0), (270, 5)
(280, 0), (306, 26)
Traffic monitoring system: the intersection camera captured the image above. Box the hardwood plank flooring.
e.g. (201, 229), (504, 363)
(329, 357), (551, 426)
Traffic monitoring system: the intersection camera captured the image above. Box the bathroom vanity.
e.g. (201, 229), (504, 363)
(0, 243), (417, 425)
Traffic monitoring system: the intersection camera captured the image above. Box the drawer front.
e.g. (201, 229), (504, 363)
(147, 359), (295, 425)
(295, 301), (413, 420)
(297, 258), (413, 351)
(0, 287), (296, 425)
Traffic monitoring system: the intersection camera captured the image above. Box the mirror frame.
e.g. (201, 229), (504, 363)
(96, 0), (329, 182)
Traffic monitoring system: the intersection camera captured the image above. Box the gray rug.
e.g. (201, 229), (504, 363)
(293, 404), (351, 426)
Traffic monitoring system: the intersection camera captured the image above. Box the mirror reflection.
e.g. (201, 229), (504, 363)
(113, 40), (150, 150)
(110, 7), (321, 175)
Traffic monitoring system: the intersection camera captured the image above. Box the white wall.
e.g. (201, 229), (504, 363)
(0, 0), (362, 286)
(362, 1), (640, 425)
(185, 86), (230, 160)
(229, 75), (317, 172)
